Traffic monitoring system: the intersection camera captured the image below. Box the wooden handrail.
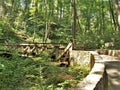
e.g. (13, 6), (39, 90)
(57, 42), (73, 60)
(0, 42), (72, 58)
(0, 43), (67, 46)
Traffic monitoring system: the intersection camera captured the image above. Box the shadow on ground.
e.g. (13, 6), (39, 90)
(105, 60), (120, 90)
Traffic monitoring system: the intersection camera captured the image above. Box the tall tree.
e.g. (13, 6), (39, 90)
(71, 0), (77, 44)
(114, 0), (120, 27)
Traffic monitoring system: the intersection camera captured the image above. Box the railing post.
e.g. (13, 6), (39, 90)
(68, 42), (73, 66)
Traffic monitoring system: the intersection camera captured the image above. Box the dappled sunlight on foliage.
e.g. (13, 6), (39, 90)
(0, 53), (89, 90)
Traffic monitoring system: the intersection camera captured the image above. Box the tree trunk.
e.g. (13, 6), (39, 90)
(72, 0), (77, 43)
(0, 5), (2, 18)
(114, 0), (120, 27)
(109, 0), (117, 31)
(44, 0), (49, 43)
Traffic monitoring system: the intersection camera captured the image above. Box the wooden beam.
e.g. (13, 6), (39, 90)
(57, 43), (72, 60)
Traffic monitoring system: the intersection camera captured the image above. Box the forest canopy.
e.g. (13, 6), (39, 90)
(0, 0), (120, 49)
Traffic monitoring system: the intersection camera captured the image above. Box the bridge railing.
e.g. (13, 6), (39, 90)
(56, 42), (73, 66)
(0, 42), (68, 57)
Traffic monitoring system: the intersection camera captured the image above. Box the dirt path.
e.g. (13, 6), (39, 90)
(101, 55), (120, 90)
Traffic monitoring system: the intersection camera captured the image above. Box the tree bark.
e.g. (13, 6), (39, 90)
(71, 0), (77, 43)
(44, 0), (49, 43)
(114, 0), (120, 26)
(0, 6), (2, 18)
(109, 0), (117, 31)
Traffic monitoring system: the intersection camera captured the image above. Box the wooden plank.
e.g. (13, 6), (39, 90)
(57, 43), (72, 60)
(0, 43), (67, 46)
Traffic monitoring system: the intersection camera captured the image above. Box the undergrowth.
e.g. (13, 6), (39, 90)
(0, 52), (90, 90)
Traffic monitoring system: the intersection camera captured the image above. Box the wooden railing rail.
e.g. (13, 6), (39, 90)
(0, 43), (67, 45)
(0, 43), (68, 51)
(0, 42), (69, 57)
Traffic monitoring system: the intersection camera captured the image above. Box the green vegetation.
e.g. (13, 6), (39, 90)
(0, 0), (120, 90)
(0, 0), (120, 49)
(0, 53), (89, 90)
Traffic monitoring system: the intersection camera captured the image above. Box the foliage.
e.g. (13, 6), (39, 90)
(0, 0), (120, 48)
(0, 57), (42, 89)
(0, 0), (120, 89)
(0, 53), (89, 90)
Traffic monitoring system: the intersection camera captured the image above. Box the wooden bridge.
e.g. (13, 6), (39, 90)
(0, 40), (74, 66)
(0, 38), (87, 66)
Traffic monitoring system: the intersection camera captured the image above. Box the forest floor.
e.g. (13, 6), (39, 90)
(101, 55), (120, 90)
